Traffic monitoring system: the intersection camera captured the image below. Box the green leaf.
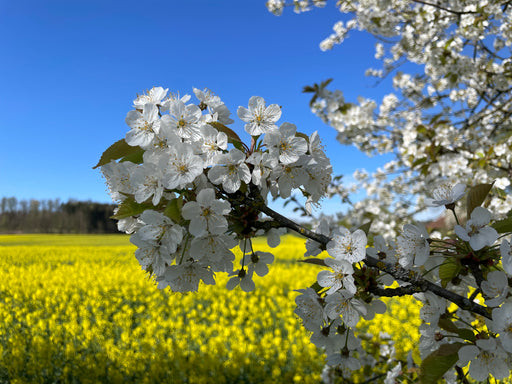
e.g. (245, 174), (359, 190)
(419, 343), (464, 384)
(411, 157), (427, 169)
(208, 121), (244, 148)
(357, 221), (372, 236)
(439, 259), (461, 288)
(492, 216), (512, 233)
(320, 78), (333, 88)
(299, 258), (327, 267)
(164, 198), (183, 223)
(111, 196), (154, 219)
(295, 132), (310, 144)
(93, 139), (142, 169)
(120, 147), (145, 165)
(466, 183), (494, 218)
(457, 328), (476, 342)
(309, 281), (323, 293)
(338, 103), (353, 114)
(438, 315), (459, 334)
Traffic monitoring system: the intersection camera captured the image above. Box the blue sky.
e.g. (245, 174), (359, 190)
(1, 0), (393, 217)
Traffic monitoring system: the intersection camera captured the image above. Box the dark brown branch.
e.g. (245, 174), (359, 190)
(368, 284), (422, 297)
(257, 201), (492, 320)
(257, 203), (331, 246)
(410, 0), (478, 15)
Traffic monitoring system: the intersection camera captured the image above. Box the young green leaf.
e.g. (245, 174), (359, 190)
(466, 183), (494, 218)
(357, 221), (372, 236)
(120, 147), (145, 165)
(439, 259), (461, 288)
(438, 315), (459, 334)
(492, 216), (512, 233)
(419, 343), (464, 384)
(164, 198), (183, 223)
(111, 196), (154, 219)
(456, 328), (476, 342)
(299, 258), (327, 267)
(93, 139), (142, 169)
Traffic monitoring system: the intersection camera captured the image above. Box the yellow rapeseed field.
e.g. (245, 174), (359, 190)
(0, 234), (421, 383)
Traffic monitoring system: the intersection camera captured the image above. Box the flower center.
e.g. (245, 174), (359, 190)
(141, 121), (153, 132)
(228, 164), (237, 175)
(201, 208), (211, 218)
(177, 163), (189, 175)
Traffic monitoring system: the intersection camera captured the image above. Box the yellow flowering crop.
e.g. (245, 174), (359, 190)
(0, 234), (422, 383)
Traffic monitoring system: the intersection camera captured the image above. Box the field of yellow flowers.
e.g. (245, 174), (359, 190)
(0, 234), (421, 383)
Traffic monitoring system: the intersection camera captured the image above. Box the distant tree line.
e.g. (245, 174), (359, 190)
(0, 197), (118, 233)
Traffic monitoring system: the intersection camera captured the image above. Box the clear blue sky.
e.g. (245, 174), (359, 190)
(1, 0), (393, 216)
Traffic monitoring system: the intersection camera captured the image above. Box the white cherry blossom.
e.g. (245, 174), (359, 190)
(226, 268), (255, 292)
(326, 227), (367, 263)
(458, 338), (509, 382)
(129, 162), (165, 205)
(324, 289), (366, 327)
(130, 234), (174, 277)
(133, 86), (168, 109)
(294, 288), (325, 331)
(246, 151), (277, 190)
(310, 325), (345, 356)
(396, 224), (430, 268)
(425, 183), (466, 207)
(208, 148), (251, 193)
(136, 210), (183, 253)
(162, 261), (215, 293)
(414, 292), (446, 325)
(500, 239), (512, 276)
(181, 188), (230, 236)
(244, 251), (274, 277)
(263, 122), (308, 164)
(481, 270), (509, 307)
(193, 87), (234, 125)
(491, 302), (512, 353)
(196, 125), (228, 166)
(454, 207), (498, 251)
(125, 103), (160, 149)
(189, 233), (237, 272)
(101, 160), (137, 201)
(161, 144), (204, 190)
(317, 258), (356, 295)
(237, 96), (281, 135)
(161, 100), (203, 140)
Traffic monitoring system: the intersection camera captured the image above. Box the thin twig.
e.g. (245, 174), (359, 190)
(410, 0), (478, 15)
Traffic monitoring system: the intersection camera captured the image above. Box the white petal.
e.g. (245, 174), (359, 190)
(181, 202), (201, 220)
(454, 225), (470, 241)
(196, 188), (215, 205)
(317, 270), (335, 287)
(458, 345), (478, 365)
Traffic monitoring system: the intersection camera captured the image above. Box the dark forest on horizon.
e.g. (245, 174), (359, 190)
(0, 197), (118, 234)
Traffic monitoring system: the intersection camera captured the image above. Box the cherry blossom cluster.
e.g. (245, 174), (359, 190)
(99, 95), (512, 382)
(296, 182), (512, 383)
(268, 0), (512, 237)
(99, 86), (332, 293)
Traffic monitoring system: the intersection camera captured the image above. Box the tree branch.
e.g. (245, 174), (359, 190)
(256, 201), (492, 320)
(410, 0), (478, 15)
